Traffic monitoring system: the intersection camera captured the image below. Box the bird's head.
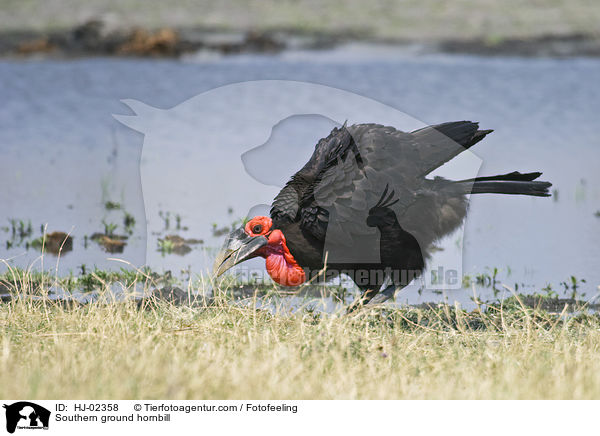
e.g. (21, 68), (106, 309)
(366, 184), (400, 228)
(213, 216), (305, 286)
(366, 207), (398, 228)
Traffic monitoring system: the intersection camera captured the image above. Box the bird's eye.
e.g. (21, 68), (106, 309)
(252, 224), (263, 234)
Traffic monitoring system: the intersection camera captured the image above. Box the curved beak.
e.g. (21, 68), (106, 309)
(213, 227), (268, 277)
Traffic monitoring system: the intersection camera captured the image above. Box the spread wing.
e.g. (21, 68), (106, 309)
(270, 121), (489, 262)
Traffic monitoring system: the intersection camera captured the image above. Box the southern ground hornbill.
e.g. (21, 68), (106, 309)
(214, 121), (551, 309)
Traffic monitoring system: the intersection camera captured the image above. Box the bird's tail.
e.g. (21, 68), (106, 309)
(448, 171), (552, 197)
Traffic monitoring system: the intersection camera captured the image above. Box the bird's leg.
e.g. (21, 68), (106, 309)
(346, 284), (403, 313)
(366, 284), (400, 306)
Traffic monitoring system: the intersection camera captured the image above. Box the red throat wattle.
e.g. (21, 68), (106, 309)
(245, 217), (306, 287)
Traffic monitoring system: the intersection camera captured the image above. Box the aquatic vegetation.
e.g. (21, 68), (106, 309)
(158, 211), (171, 229)
(104, 201), (122, 210)
(157, 237), (176, 255)
(4, 218), (34, 250)
(92, 219), (129, 253)
(560, 275), (587, 299)
(1, 207), (213, 259)
(29, 231), (73, 255)
(542, 283), (558, 298)
(158, 235), (203, 256)
(0, 265), (158, 294)
(211, 215), (249, 237)
(74, 267), (156, 292)
(91, 234), (127, 253)
(123, 212), (136, 234)
(8, 218), (32, 239)
(101, 220), (118, 236)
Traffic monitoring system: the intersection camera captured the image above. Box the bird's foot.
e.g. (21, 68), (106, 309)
(346, 285), (398, 314)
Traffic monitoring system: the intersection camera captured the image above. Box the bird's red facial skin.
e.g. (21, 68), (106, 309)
(245, 216), (273, 237)
(263, 230), (306, 286)
(246, 216), (306, 287)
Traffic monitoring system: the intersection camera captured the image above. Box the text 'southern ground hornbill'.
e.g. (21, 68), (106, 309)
(214, 121), (551, 309)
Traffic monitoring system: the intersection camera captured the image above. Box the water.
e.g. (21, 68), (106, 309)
(1, 46), (599, 308)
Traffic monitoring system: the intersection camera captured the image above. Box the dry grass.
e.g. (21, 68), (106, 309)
(2, 278), (600, 399)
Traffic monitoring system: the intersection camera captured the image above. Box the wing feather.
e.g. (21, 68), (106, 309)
(271, 121), (488, 262)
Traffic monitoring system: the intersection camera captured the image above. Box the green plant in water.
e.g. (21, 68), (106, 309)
(159, 211), (171, 229)
(7, 218), (32, 243)
(102, 220), (118, 236)
(123, 212), (136, 234)
(157, 238), (175, 255)
(104, 201), (122, 210)
(561, 275), (587, 300)
(462, 274), (472, 287)
(475, 273), (491, 287)
(542, 283), (557, 298)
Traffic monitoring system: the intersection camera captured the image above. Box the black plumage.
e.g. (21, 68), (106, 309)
(270, 121), (551, 307)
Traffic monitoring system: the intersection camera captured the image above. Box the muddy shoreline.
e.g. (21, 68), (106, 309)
(2, 21), (600, 59)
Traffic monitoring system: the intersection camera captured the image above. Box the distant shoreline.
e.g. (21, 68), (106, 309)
(1, 21), (600, 59)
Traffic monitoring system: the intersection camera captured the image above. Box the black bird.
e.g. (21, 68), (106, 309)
(214, 121), (551, 308)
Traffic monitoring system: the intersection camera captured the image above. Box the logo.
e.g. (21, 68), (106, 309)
(3, 402), (50, 434)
